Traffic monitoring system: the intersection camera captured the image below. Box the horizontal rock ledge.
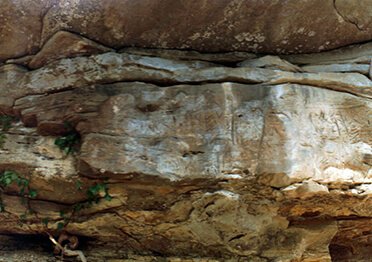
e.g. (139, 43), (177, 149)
(1, 48), (371, 115)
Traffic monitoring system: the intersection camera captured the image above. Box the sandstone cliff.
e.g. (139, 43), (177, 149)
(0, 1), (371, 261)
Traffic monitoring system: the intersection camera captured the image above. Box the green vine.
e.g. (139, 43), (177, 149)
(0, 170), (37, 213)
(41, 180), (113, 232)
(1, 171), (113, 236)
(0, 117), (113, 260)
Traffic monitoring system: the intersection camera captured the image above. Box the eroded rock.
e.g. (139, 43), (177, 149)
(283, 42), (372, 65)
(1, 0), (372, 62)
(28, 31), (113, 69)
(1, 50), (371, 116)
(302, 63), (370, 75)
(238, 55), (302, 72)
(0, 42), (371, 261)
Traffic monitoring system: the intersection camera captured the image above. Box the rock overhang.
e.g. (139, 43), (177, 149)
(1, 0), (372, 62)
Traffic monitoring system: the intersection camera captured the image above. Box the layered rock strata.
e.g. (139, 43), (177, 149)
(0, 30), (371, 261)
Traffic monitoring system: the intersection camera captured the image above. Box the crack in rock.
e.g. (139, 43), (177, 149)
(333, 0), (365, 31)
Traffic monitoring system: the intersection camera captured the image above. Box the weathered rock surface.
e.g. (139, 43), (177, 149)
(11, 82), (372, 188)
(1, 0), (372, 62)
(302, 64), (370, 75)
(1, 50), (371, 116)
(238, 56), (302, 72)
(28, 31), (113, 69)
(0, 32), (371, 261)
(282, 42), (372, 65)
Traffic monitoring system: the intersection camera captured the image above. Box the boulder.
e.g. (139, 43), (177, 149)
(1, 0), (372, 61)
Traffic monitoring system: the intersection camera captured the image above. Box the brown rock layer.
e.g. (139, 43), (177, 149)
(1, 0), (372, 62)
(0, 34), (371, 261)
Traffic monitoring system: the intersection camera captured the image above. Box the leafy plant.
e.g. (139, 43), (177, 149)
(0, 115), (14, 148)
(57, 221), (65, 231)
(54, 132), (80, 155)
(0, 115), (13, 131)
(0, 125), (94, 260)
(41, 217), (49, 227)
(0, 170), (37, 213)
(0, 170), (37, 197)
(87, 182), (112, 203)
(70, 181), (113, 213)
(42, 181), (113, 233)
(0, 168), (111, 261)
(75, 180), (83, 191)
(54, 121), (81, 155)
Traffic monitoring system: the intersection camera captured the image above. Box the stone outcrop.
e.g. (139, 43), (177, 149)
(0, 25), (371, 261)
(1, 0), (372, 260)
(1, 0), (372, 62)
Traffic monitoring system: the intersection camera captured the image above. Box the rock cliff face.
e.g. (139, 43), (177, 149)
(0, 1), (372, 261)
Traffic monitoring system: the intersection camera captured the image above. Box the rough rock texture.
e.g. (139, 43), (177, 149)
(1, 1), (372, 260)
(28, 31), (113, 69)
(1, 0), (372, 62)
(0, 27), (371, 261)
